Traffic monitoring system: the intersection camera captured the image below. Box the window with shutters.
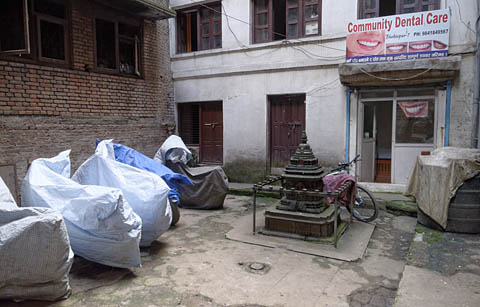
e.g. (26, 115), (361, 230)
(178, 103), (200, 145)
(253, 0), (322, 44)
(358, 0), (440, 19)
(176, 2), (222, 53)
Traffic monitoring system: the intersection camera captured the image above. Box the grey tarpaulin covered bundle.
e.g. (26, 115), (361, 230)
(155, 135), (229, 210)
(73, 140), (172, 247)
(0, 177), (73, 301)
(21, 150), (142, 268)
(406, 147), (480, 229)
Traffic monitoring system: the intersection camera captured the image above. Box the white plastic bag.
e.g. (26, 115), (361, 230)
(0, 177), (73, 301)
(73, 140), (172, 247)
(21, 150), (142, 268)
(154, 135), (192, 165)
(0, 176), (17, 209)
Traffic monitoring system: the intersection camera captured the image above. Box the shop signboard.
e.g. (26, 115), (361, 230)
(346, 9), (450, 63)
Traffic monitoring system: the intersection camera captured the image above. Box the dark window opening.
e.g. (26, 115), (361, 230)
(273, 1), (286, 40)
(178, 103), (200, 145)
(176, 2), (221, 54)
(379, 1), (396, 17)
(0, 0), (30, 54)
(96, 19), (116, 69)
(358, 0), (440, 19)
(253, 0), (322, 44)
(34, 0), (65, 19)
(39, 19), (65, 60)
(34, 0), (67, 62)
(95, 18), (141, 76)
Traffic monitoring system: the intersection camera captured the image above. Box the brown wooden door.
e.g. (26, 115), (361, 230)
(270, 94), (306, 168)
(200, 102), (223, 163)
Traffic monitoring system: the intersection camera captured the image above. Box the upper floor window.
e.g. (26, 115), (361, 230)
(94, 18), (141, 76)
(253, 0), (321, 44)
(0, 0), (69, 64)
(358, 0), (440, 19)
(176, 2), (222, 53)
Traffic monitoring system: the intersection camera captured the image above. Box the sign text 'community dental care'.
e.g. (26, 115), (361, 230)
(346, 9), (450, 63)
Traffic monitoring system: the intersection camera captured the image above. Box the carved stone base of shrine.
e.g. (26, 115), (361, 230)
(264, 204), (339, 238)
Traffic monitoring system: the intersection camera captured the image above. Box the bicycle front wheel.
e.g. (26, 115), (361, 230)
(351, 185), (378, 223)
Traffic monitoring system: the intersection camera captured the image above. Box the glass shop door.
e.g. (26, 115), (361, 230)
(392, 96), (436, 184)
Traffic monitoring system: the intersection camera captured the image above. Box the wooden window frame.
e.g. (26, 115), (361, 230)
(358, 0), (440, 19)
(176, 2), (222, 54)
(35, 12), (68, 64)
(252, 0), (322, 44)
(93, 13), (142, 77)
(286, 0), (300, 39)
(0, 0), (31, 55)
(253, 0), (271, 43)
(0, 0), (72, 68)
(303, 0), (321, 37)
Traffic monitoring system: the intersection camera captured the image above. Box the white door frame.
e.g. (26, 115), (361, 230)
(357, 89), (438, 184)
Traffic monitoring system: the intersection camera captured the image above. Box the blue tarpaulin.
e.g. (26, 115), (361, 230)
(97, 141), (192, 202)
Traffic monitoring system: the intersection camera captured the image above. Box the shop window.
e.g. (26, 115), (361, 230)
(358, 0), (440, 19)
(176, 2), (222, 53)
(253, 0), (322, 43)
(395, 99), (435, 144)
(95, 18), (141, 75)
(178, 103), (200, 145)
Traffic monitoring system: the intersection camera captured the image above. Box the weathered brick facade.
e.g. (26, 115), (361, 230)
(0, 0), (175, 198)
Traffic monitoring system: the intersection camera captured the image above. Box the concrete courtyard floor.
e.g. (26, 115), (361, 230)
(4, 194), (479, 307)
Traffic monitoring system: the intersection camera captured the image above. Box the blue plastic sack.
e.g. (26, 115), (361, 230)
(96, 140), (192, 203)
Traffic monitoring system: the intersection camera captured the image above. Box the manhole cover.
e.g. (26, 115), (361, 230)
(239, 261), (271, 275)
(249, 262), (265, 271)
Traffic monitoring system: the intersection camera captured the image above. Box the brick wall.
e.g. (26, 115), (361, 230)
(0, 0), (175, 199)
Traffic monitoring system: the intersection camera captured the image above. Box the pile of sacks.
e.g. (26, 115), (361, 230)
(1, 140), (190, 302)
(1, 136), (227, 302)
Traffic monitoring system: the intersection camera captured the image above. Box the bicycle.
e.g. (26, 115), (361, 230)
(328, 154), (378, 223)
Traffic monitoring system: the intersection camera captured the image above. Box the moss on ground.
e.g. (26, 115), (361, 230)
(415, 225), (443, 244)
(386, 200), (418, 217)
(223, 159), (267, 183)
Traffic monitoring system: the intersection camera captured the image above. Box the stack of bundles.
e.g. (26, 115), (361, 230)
(0, 177), (73, 301)
(155, 135), (229, 210)
(22, 150), (142, 268)
(73, 140), (172, 247)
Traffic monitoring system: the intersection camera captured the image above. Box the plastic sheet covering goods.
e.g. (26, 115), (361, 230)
(21, 150), (142, 268)
(1, 177), (74, 301)
(107, 141), (192, 203)
(73, 140), (172, 247)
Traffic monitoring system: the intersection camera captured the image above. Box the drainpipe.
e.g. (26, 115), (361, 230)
(345, 88), (351, 162)
(445, 80), (452, 146)
(474, 0), (480, 148)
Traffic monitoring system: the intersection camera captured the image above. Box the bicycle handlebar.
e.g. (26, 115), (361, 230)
(331, 154), (361, 173)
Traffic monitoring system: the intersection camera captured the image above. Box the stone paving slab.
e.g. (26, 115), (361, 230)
(226, 207), (375, 262)
(396, 265), (480, 307)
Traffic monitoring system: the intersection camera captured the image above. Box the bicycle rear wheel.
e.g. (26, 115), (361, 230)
(350, 185), (378, 223)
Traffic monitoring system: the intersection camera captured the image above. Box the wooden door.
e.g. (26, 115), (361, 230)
(200, 102), (223, 163)
(270, 94), (306, 168)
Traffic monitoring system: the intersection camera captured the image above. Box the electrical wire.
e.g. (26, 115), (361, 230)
(307, 78), (340, 94)
(454, 0), (477, 34)
(189, 1), (349, 58)
(359, 68), (432, 81)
